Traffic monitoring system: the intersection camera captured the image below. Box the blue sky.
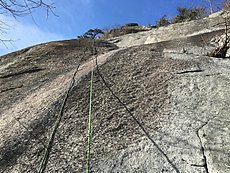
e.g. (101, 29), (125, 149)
(0, 0), (224, 55)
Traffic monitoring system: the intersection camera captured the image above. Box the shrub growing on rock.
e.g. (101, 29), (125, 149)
(172, 7), (206, 23)
(123, 23), (139, 27)
(223, 0), (230, 11)
(156, 16), (170, 27)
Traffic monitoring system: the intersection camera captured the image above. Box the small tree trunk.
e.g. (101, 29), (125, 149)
(209, 18), (230, 58)
(207, 0), (214, 14)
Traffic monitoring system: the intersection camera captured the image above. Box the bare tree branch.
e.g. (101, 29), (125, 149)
(206, 0), (214, 13)
(0, 0), (56, 18)
(0, 0), (56, 48)
(0, 38), (13, 48)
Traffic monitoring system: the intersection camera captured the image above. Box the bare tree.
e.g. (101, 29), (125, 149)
(209, 12), (230, 58)
(223, 0), (230, 11)
(0, 0), (55, 17)
(204, 0), (229, 13)
(206, 0), (214, 13)
(0, 0), (55, 45)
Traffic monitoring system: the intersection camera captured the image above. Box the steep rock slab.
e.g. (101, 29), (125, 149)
(0, 39), (118, 172)
(41, 45), (189, 173)
(108, 11), (227, 48)
(0, 20), (230, 173)
(94, 45), (230, 173)
(0, 38), (117, 112)
(0, 41), (189, 172)
(163, 48), (230, 173)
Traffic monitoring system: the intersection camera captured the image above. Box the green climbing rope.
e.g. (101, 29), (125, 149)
(86, 66), (94, 173)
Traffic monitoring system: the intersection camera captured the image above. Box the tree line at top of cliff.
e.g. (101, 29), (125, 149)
(78, 1), (230, 40)
(156, 1), (230, 27)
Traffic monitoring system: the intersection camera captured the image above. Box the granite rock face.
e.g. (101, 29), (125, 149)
(107, 11), (229, 48)
(0, 12), (230, 173)
(100, 25), (152, 40)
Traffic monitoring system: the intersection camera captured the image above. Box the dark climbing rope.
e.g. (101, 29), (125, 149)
(93, 46), (180, 173)
(38, 65), (80, 173)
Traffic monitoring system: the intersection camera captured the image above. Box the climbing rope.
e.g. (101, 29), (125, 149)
(38, 66), (80, 173)
(94, 48), (180, 173)
(85, 40), (96, 173)
(85, 66), (94, 173)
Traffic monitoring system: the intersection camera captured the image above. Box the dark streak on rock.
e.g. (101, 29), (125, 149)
(0, 67), (44, 79)
(0, 85), (23, 93)
(176, 69), (204, 74)
(191, 164), (206, 167)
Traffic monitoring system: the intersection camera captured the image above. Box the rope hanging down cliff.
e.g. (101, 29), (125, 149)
(93, 45), (180, 173)
(38, 64), (81, 173)
(85, 59), (94, 173)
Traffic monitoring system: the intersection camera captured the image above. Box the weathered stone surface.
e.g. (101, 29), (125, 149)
(0, 38), (118, 172)
(0, 11), (230, 173)
(100, 25), (151, 40)
(108, 11), (227, 48)
(210, 34), (230, 48)
(94, 38), (230, 173)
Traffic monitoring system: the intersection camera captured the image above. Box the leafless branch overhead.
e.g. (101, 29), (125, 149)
(0, 0), (56, 18)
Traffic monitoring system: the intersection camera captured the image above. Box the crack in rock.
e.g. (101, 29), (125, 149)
(0, 67), (44, 79)
(191, 164), (206, 168)
(0, 85), (23, 93)
(196, 119), (212, 173)
(176, 69), (204, 74)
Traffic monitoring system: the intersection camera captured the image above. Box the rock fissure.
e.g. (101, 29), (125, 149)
(196, 118), (212, 173)
(176, 69), (204, 74)
(190, 163), (206, 167)
(0, 67), (44, 79)
(0, 85), (23, 93)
